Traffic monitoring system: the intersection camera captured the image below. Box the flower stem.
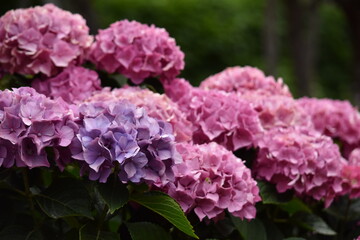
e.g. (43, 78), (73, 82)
(96, 204), (109, 239)
(22, 168), (39, 228)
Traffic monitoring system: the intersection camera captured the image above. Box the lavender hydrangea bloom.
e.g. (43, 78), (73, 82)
(254, 127), (348, 207)
(0, 87), (78, 169)
(0, 139), (17, 168)
(164, 78), (263, 150)
(88, 20), (184, 84)
(86, 86), (193, 142)
(200, 66), (291, 97)
(164, 142), (261, 221)
(71, 100), (181, 185)
(0, 4), (93, 77)
(32, 66), (102, 104)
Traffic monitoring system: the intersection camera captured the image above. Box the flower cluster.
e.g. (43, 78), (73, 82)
(200, 66), (291, 97)
(164, 78), (263, 150)
(165, 142), (260, 221)
(0, 4), (93, 77)
(342, 148), (360, 199)
(71, 100), (181, 185)
(0, 87), (77, 169)
(254, 127), (347, 207)
(86, 86), (193, 142)
(241, 93), (312, 131)
(297, 97), (360, 146)
(88, 20), (184, 84)
(32, 66), (102, 104)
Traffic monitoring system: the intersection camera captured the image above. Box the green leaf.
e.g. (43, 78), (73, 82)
(283, 238), (307, 240)
(230, 215), (267, 240)
(111, 74), (128, 87)
(262, 218), (284, 240)
(35, 178), (93, 219)
(279, 198), (312, 216)
(349, 198), (360, 220)
(126, 222), (172, 240)
(257, 180), (292, 204)
(130, 191), (198, 239)
(96, 176), (129, 214)
(293, 212), (336, 236)
(79, 224), (120, 240)
(0, 226), (42, 240)
(108, 215), (122, 233)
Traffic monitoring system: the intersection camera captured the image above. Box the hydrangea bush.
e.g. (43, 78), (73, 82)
(0, 4), (359, 240)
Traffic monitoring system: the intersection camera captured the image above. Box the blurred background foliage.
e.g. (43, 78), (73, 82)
(1, 0), (359, 102)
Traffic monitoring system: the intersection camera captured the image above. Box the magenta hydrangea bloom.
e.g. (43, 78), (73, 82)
(200, 66), (291, 97)
(32, 66), (102, 104)
(0, 87), (78, 169)
(164, 78), (263, 150)
(71, 100), (181, 185)
(298, 97), (360, 146)
(0, 4), (93, 77)
(88, 20), (184, 84)
(86, 86), (193, 142)
(254, 127), (348, 207)
(164, 142), (260, 221)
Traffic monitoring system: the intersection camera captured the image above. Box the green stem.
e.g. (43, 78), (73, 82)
(22, 168), (39, 228)
(337, 197), (351, 240)
(96, 205), (109, 240)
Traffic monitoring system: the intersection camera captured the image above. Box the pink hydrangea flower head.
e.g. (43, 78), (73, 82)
(164, 78), (263, 150)
(254, 127), (348, 207)
(241, 93), (313, 131)
(32, 66), (102, 104)
(342, 165), (360, 199)
(165, 142), (260, 221)
(342, 148), (360, 199)
(0, 4), (93, 76)
(86, 86), (192, 142)
(88, 20), (184, 84)
(200, 66), (291, 97)
(298, 97), (360, 145)
(0, 87), (78, 169)
(349, 148), (360, 166)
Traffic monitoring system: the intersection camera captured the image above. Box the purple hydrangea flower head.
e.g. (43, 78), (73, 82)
(200, 66), (291, 97)
(164, 78), (263, 150)
(71, 100), (181, 185)
(297, 97), (360, 146)
(0, 87), (78, 169)
(254, 127), (348, 207)
(0, 139), (17, 168)
(0, 4), (93, 76)
(86, 86), (193, 142)
(20, 136), (49, 168)
(164, 142), (261, 221)
(88, 20), (184, 84)
(32, 66), (102, 104)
